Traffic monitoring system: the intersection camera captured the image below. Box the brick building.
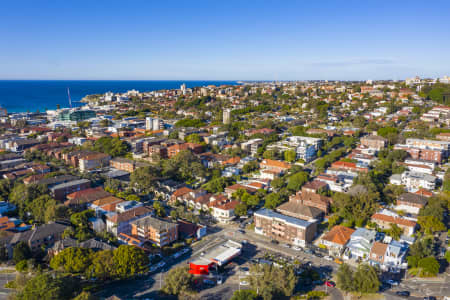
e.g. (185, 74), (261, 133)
(131, 216), (178, 247)
(254, 208), (317, 247)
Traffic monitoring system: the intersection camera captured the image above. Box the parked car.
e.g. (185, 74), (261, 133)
(203, 279), (215, 286)
(293, 246), (302, 251)
(396, 291), (410, 297)
(324, 281), (336, 287)
(334, 258), (343, 264)
(324, 256), (333, 261)
(282, 243), (291, 248)
(386, 279), (399, 286)
(271, 239), (279, 244)
(240, 280), (249, 286)
(238, 229), (245, 234)
(423, 297), (436, 300)
(304, 248), (314, 254)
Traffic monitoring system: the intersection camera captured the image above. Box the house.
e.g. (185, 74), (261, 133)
(49, 237), (116, 256)
(259, 159), (291, 173)
(383, 240), (408, 271)
(320, 225), (355, 256)
(371, 212), (417, 236)
(115, 201), (143, 213)
(288, 186), (332, 213)
(210, 196), (239, 224)
(50, 179), (91, 201)
(254, 208), (317, 247)
(89, 196), (124, 214)
(170, 187), (194, 204)
(360, 135), (387, 150)
(302, 180), (328, 194)
(345, 228), (376, 260)
(167, 143), (203, 158)
(369, 242), (388, 266)
(395, 193), (428, 214)
(177, 220), (207, 240)
(131, 216), (178, 247)
(64, 187), (111, 207)
(276, 201), (323, 221)
(0, 222), (68, 258)
(106, 206), (153, 236)
(401, 171), (436, 192)
(330, 161), (369, 173)
(224, 184), (257, 198)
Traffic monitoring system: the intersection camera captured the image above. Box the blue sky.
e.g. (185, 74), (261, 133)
(1, 0), (449, 80)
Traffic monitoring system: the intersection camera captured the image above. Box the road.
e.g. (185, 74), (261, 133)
(0, 271), (16, 300)
(96, 224), (449, 300)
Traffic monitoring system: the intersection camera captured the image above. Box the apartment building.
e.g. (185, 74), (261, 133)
(131, 216), (178, 247)
(267, 136), (322, 162)
(254, 208), (317, 247)
(360, 135), (387, 150)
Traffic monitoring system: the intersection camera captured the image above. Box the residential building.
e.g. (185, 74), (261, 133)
(0, 222), (68, 258)
(254, 208), (317, 247)
(371, 212), (416, 236)
(79, 153), (111, 172)
(50, 179), (91, 201)
(395, 193), (428, 214)
(390, 171), (436, 192)
(131, 216), (178, 247)
(289, 186), (332, 213)
(64, 187), (111, 207)
(344, 228), (376, 260)
(360, 135), (387, 150)
(320, 225), (355, 256)
(267, 136), (322, 162)
(210, 195), (239, 224)
(106, 206), (153, 236)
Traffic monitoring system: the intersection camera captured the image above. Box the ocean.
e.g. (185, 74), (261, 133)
(0, 80), (237, 113)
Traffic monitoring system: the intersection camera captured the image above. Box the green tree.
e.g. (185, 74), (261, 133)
(153, 201), (166, 217)
(234, 202), (248, 217)
(387, 223), (402, 240)
(248, 263), (296, 300)
(28, 195), (57, 223)
(15, 260), (28, 272)
(130, 166), (160, 193)
(161, 266), (194, 296)
(270, 177), (286, 190)
(336, 263), (353, 292)
(264, 193), (283, 209)
(185, 133), (201, 144)
(284, 150), (296, 163)
(444, 251), (450, 263)
(418, 256), (440, 277)
(13, 242), (31, 264)
(353, 264), (380, 293)
(231, 290), (258, 300)
(286, 171), (309, 192)
(113, 245), (149, 279)
(93, 137), (130, 157)
(418, 215), (445, 235)
(88, 250), (115, 280)
(243, 161), (259, 174)
(50, 247), (93, 274)
(16, 273), (77, 300)
(73, 291), (99, 300)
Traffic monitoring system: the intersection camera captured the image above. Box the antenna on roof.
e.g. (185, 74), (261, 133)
(67, 87), (72, 108)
